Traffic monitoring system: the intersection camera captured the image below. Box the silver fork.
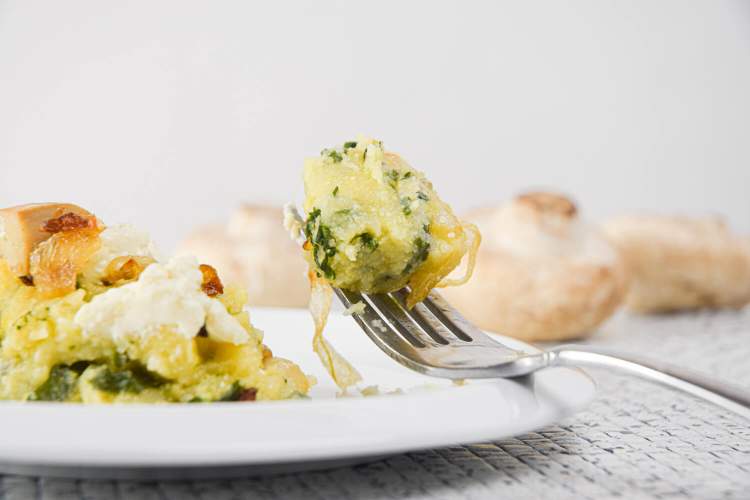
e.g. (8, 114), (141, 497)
(335, 288), (750, 419)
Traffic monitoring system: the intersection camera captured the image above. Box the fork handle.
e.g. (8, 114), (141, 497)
(547, 345), (750, 420)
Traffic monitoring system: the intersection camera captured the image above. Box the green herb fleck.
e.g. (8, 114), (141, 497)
(332, 186), (339, 196)
(327, 150), (343, 162)
(13, 311), (32, 331)
(403, 172), (412, 179)
(402, 237), (431, 275)
(343, 141), (357, 149)
(401, 197), (413, 216)
(417, 191), (429, 201)
(351, 232), (379, 251)
(387, 169), (400, 189)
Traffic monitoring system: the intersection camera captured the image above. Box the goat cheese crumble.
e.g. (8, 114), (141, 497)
(75, 255), (249, 345)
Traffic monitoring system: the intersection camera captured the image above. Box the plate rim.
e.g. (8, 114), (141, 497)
(0, 307), (597, 473)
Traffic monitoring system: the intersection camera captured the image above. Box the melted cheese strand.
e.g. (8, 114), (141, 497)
(308, 271), (362, 391)
(437, 222), (482, 288)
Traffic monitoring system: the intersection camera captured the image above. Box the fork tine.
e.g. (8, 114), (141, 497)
(390, 289), (450, 345)
(334, 287), (525, 379)
(364, 293), (441, 348)
(333, 289), (426, 366)
(422, 291), (496, 344)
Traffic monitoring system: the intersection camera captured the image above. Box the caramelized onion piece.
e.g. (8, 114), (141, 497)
(29, 226), (102, 298)
(238, 388), (258, 401)
(101, 255), (155, 286)
(42, 212), (97, 234)
(199, 264), (224, 297)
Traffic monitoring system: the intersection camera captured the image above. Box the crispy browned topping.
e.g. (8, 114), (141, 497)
(197, 326), (209, 338)
(238, 387), (258, 401)
(101, 255), (155, 287)
(42, 212), (97, 234)
(262, 346), (273, 361)
(18, 275), (34, 286)
(199, 264), (224, 297)
(29, 226), (102, 298)
(517, 192), (577, 217)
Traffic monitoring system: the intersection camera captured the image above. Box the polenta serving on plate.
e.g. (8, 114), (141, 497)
(293, 136), (480, 390)
(0, 204), (312, 403)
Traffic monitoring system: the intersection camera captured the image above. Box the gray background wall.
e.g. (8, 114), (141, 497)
(1, 0), (748, 251)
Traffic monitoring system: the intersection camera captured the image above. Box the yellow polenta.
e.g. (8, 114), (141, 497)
(0, 212), (311, 404)
(303, 137), (478, 306)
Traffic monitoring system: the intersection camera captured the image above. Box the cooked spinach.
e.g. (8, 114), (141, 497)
(29, 364), (82, 401)
(304, 208), (321, 240)
(92, 361), (169, 394)
(219, 382), (257, 401)
(219, 381), (244, 401)
(304, 208), (338, 280)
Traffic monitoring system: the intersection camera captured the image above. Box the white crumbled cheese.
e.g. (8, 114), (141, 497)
(362, 140), (385, 183)
(81, 224), (161, 283)
(282, 203), (306, 243)
(342, 301), (366, 316)
(74, 255), (249, 345)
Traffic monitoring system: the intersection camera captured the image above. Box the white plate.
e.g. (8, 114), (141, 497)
(0, 308), (595, 479)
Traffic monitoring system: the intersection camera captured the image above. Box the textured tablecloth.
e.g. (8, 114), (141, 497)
(2, 309), (749, 500)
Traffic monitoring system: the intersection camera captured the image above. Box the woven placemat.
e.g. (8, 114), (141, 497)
(2, 309), (749, 500)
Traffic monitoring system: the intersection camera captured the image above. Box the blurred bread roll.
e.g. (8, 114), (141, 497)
(603, 215), (750, 313)
(441, 192), (627, 342)
(178, 205), (309, 308)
